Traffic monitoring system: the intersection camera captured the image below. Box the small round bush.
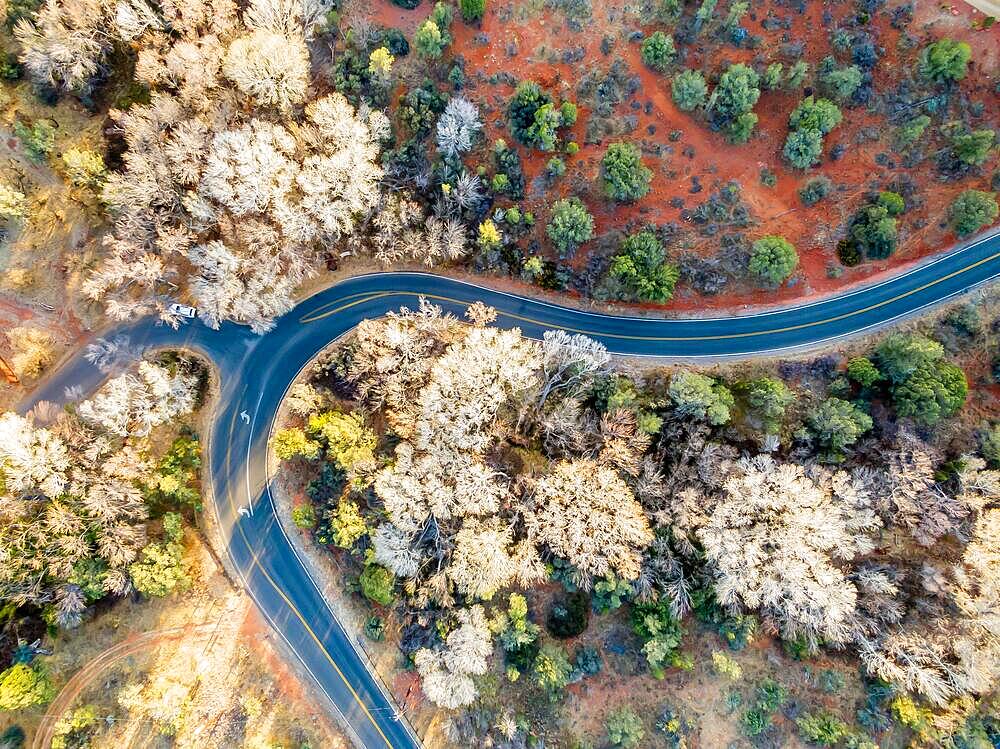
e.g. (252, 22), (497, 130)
(383, 28), (410, 56)
(547, 157), (566, 177)
(601, 142), (652, 203)
(798, 175), (832, 206)
(877, 190), (905, 217)
(918, 38), (971, 83)
(749, 235), (798, 285)
(783, 128), (824, 169)
(546, 197), (594, 257)
(641, 31), (676, 72)
(672, 69), (708, 111)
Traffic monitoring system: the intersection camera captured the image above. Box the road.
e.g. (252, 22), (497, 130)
(20, 230), (1000, 749)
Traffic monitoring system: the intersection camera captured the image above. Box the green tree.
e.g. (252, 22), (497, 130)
(725, 111), (758, 144)
(789, 96), (842, 135)
(459, 0), (485, 22)
(818, 58), (862, 102)
(668, 371), (734, 425)
(949, 190), (998, 237)
(918, 38), (971, 83)
(272, 427), (321, 461)
(546, 197), (594, 257)
(307, 411), (377, 470)
(762, 62), (783, 90)
(740, 376), (794, 429)
(414, 20), (445, 58)
(507, 81), (572, 150)
(749, 235), (798, 285)
(607, 707), (645, 747)
(601, 142), (652, 203)
(877, 190), (905, 217)
(0, 663), (55, 711)
(672, 69), (708, 111)
(845, 203), (898, 261)
(979, 423), (1000, 467)
(707, 63), (760, 127)
(796, 710), (851, 746)
(608, 230), (679, 302)
(783, 128), (824, 168)
(950, 129), (995, 167)
(805, 397), (873, 456)
(875, 333), (968, 425)
(631, 599), (687, 678)
(330, 498), (368, 548)
(893, 115), (930, 151)
(641, 31), (676, 71)
(291, 504), (317, 529)
(532, 643), (573, 698)
(846, 357), (881, 387)
(130, 513), (186, 597)
(785, 60), (809, 89)
(359, 564), (395, 606)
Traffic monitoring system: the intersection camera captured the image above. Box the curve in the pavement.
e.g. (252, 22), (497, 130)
(20, 229), (1000, 749)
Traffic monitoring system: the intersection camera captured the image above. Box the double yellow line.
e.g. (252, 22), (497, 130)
(221, 397), (398, 749)
(300, 250), (1000, 341)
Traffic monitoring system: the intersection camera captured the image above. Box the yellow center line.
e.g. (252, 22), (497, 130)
(301, 251), (1000, 340)
(299, 292), (394, 324)
(221, 395), (397, 749)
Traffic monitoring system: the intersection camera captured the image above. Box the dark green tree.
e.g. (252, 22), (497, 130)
(875, 333), (968, 425)
(805, 397), (873, 456)
(748, 235), (798, 285)
(546, 197), (594, 257)
(601, 142), (652, 202)
(783, 128), (824, 168)
(608, 230), (679, 302)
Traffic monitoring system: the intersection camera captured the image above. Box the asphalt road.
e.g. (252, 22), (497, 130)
(20, 229), (1000, 749)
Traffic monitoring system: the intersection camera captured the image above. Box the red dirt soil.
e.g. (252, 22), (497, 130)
(355, 0), (998, 313)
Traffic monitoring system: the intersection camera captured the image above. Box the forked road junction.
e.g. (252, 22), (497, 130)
(21, 230), (1000, 749)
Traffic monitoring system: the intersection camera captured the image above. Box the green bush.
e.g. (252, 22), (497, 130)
(741, 708), (771, 737)
(0, 726), (26, 749)
(755, 678), (789, 713)
(631, 599), (687, 679)
(383, 28), (410, 56)
(707, 63), (760, 128)
(546, 197), (594, 257)
(979, 423), (1000, 467)
(789, 96), (842, 135)
(918, 38), (971, 83)
(949, 190), (998, 237)
(949, 128), (995, 167)
(846, 356), (881, 387)
(762, 62), (783, 90)
(533, 643), (573, 698)
(668, 371), (734, 425)
(672, 69), (708, 111)
(601, 142), (652, 203)
(608, 230), (679, 302)
(414, 19), (446, 58)
(13, 119), (56, 164)
(641, 31), (676, 71)
(783, 128), (824, 168)
(799, 175), (833, 205)
(805, 397), (873, 456)
(459, 0), (485, 22)
(509, 81), (573, 150)
(875, 333), (968, 425)
(739, 376), (794, 429)
(818, 57), (862, 102)
(749, 235), (798, 285)
(291, 504), (317, 529)
(130, 513), (187, 597)
(893, 115), (930, 151)
(843, 201), (898, 261)
(606, 707), (645, 747)
(725, 111), (758, 144)
(0, 663), (55, 711)
(359, 564), (395, 606)
(546, 157), (566, 177)
(796, 710), (851, 746)
(877, 190), (905, 217)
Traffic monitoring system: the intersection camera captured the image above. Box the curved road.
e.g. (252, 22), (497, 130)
(21, 230), (1000, 749)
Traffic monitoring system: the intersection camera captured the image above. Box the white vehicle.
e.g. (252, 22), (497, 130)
(168, 303), (198, 319)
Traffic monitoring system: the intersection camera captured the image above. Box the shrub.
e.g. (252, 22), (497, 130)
(846, 356), (881, 387)
(762, 62), (783, 90)
(0, 663), (55, 711)
(291, 504), (317, 529)
(805, 397), (873, 455)
(546, 157), (566, 177)
(607, 707), (645, 747)
(608, 230), (679, 302)
(672, 69), (708, 111)
(784, 128), (824, 168)
(978, 423), (1000, 467)
(383, 28), (410, 56)
(799, 175), (833, 205)
(741, 708), (771, 737)
(459, 0), (485, 22)
(508, 81), (553, 149)
(546, 591), (591, 638)
(877, 190), (905, 216)
(755, 678), (789, 713)
(0, 726), (25, 749)
(749, 235), (798, 285)
(949, 128), (995, 167)
(949, 190), (997, 237)
(631, 599), (687, 678)
(533, 643), (573, 698)
(359, 564), (395, 605)
(668, 371), (734, 425)
(13, 119), (55, 163)
(560, 101), (578, 126)
(789, 96), (842, 135)
(843, 201), (898, 261)
(641, 31), (676, 71)
(818, 57), (862, 102)
(601, 142), (652, 203)
(414, 20), (445, 58)
(707, 63), (760, 127)
(712, 651), (742, 681)
(574, 645), (602, 676)
(786, 60), (809, 88)
(875, 333), (968, 425)
(365, 616), (386, 641)
(796, 710), (851, 746)
(60, 148), (105, 186)
(272, 427), (321, 460)
(893, 114), (930, 151)
(918, 38), (971, 83)
(725, 111), (758, 144)
(0, 183), (27, 219)
(739, 376), (794, 429)
(546, 197), (594, 257)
